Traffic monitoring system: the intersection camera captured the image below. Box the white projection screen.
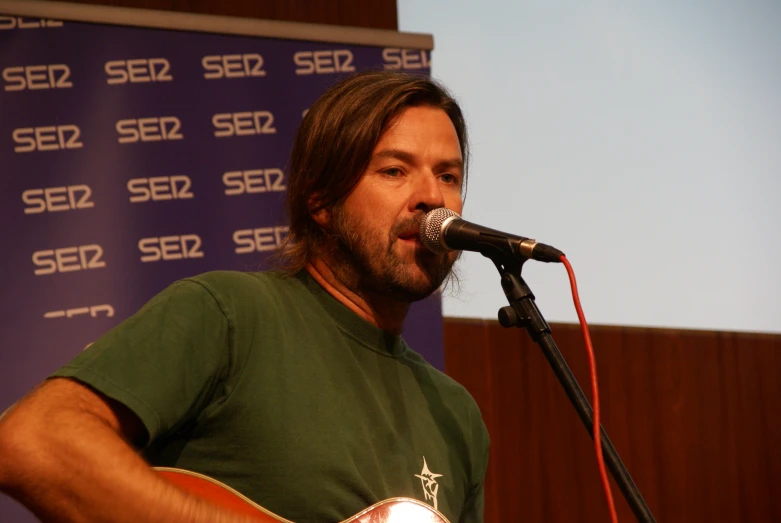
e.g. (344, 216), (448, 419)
(399, 0), (781, 334)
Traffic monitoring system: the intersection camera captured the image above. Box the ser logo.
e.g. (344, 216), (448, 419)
(223, 169), (286, 195)
(383, 48), (430, 70)
(0, 17), (63, 30)
(105, 58), (172, 84)
(127, 176), (193, 203)
(13, 125), (82, 153)
(44, 304), (114, 320)
(293, 50), (355, 75)
(22, 185), (94, 214)
(32, 244), (106, 276)
(212, 111), (276, 137)
(233, 226), (289, 254)
(138, 235), (204, 262)
(3, 64), (72, 91)
(202, 54), (266, 79)
(116, 117), (183, 143)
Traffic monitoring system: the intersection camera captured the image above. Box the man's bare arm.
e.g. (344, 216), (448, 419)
(0, 378), (255, 523)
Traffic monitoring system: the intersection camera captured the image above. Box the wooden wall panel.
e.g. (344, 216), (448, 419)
(65, 0), (398, 30)
(445, 318), (781, 522)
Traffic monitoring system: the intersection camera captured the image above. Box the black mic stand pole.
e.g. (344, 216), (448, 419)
(485, 251), (656, 523)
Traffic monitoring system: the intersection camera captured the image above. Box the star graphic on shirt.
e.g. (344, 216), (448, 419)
(414, 456), (443, 510)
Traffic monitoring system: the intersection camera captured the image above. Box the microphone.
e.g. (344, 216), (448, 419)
(419, 208), (564, 263)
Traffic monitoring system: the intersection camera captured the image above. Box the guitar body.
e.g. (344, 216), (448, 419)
(156, 467), (450, 523)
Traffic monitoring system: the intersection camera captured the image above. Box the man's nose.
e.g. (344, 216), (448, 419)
(411, 173), (446, 213)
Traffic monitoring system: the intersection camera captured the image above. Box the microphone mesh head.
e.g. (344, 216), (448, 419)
(420, 208), (460, 253)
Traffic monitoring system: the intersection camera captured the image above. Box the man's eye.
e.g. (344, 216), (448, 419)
(383, 168), (402, 177)
(440, 173), (459, 184)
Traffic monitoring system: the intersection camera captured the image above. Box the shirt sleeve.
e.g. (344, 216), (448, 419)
(461, 398), (490, 523)
(50, 279), (231, 447)
(460, 479), (486, 523)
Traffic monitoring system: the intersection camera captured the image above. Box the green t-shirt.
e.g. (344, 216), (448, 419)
(53, 270), (489, 523)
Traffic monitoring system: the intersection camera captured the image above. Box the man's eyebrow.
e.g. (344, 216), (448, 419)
(435, 158), (464, 171)
(373, 148), (464, 171)
(373, 148), (416, 164)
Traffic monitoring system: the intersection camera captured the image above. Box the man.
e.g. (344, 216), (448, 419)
(0, 71), (489, 523)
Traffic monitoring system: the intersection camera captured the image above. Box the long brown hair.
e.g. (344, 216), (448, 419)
(276, 70), (469, 273)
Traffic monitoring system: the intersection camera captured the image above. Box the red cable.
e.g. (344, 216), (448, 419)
(561, 255), (619, 523)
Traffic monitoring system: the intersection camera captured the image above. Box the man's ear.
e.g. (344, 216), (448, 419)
(308, 195), (331, 228)
(311, 207), (331, 228)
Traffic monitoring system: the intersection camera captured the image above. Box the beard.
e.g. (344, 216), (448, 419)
(325, 205), (459, 303)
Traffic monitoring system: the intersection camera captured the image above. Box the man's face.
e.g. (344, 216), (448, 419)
(326, 105), (464, 302)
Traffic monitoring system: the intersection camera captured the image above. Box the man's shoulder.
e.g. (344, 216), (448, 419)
(145, 270), (295, 317)
(401, 348), (490, 467)
(403, 349), (482, 413)
(181, 270), (300, 298)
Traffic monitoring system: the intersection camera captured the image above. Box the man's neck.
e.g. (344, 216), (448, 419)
(305, 259), (409, 335)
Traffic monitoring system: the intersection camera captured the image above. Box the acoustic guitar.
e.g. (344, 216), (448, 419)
(157, 467), (450, 523)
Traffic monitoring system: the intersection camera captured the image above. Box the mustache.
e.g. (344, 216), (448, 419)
(390, 213), (425, 239)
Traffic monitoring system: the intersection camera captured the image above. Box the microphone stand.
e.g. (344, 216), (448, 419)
(484, 250), (656, 523)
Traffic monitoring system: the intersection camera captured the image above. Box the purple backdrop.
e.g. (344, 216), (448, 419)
(0, 12), (436, 521)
